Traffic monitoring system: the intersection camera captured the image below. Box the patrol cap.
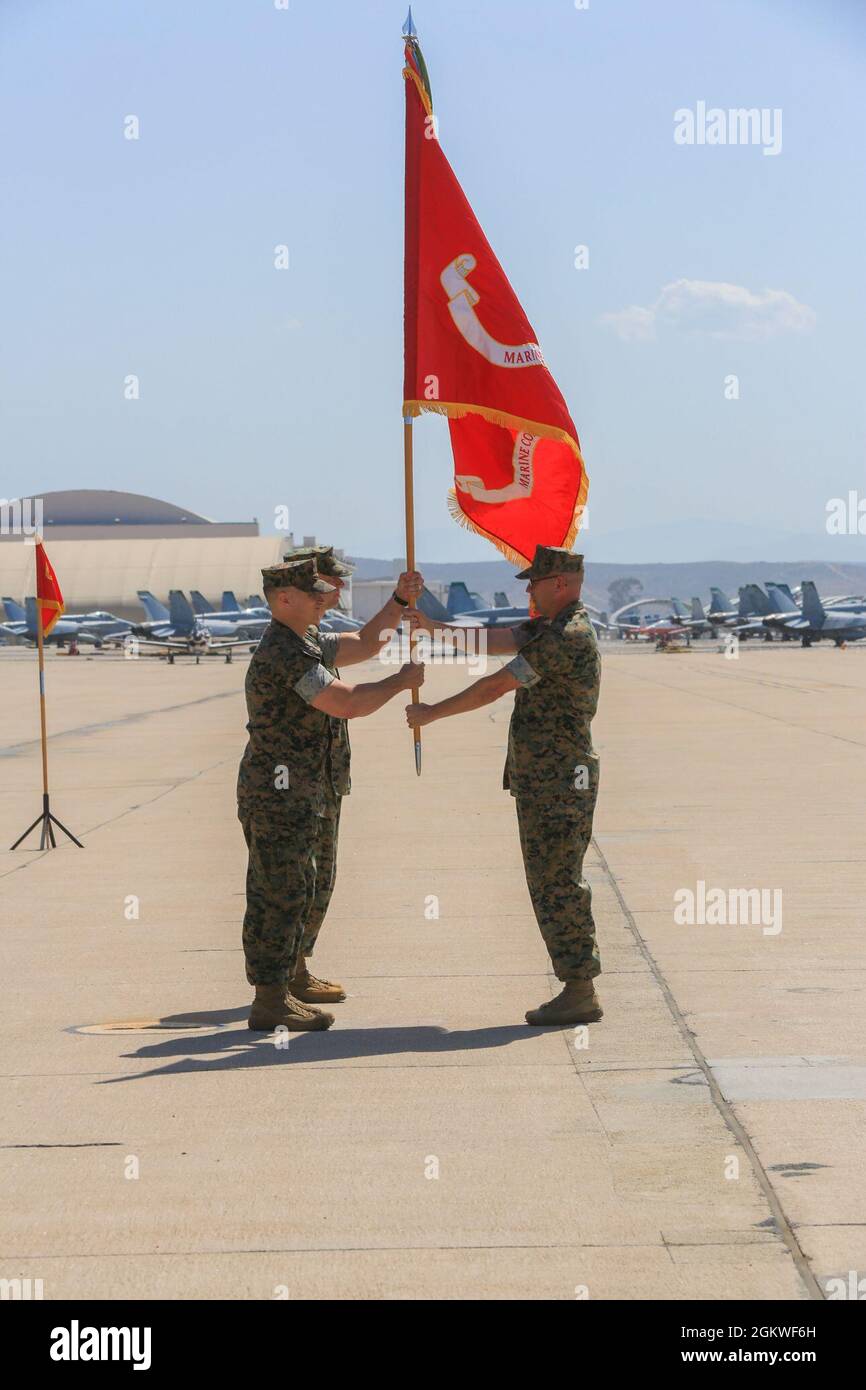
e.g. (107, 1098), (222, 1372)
(515, 545), (585, 582)
(261, 558), (337, 594)
(282, 544), (354, 578)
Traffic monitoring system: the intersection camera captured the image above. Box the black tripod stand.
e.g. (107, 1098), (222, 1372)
(10, 792), (84, 850)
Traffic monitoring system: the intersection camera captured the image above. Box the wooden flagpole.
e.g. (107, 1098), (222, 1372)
(403, 414), (422, 776)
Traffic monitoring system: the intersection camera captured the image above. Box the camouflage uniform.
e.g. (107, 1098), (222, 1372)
(237, 564), (349, 986)
(503, 550), (602, 983)
(285, 545), (355, 960)
(299, 628), (348, 958)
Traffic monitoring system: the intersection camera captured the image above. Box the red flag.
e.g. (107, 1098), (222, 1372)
(35, 540), (64, 637)
(403, 37), (587, 566)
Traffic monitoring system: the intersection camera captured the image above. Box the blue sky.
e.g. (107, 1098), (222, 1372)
(1, 0), (864, 561)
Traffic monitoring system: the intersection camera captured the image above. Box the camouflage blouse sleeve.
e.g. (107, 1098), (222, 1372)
(317, 632), (340, 672)
(510, 615), (547, 650)
(291, 651), (336, 705)
(506, 623), (590, 689)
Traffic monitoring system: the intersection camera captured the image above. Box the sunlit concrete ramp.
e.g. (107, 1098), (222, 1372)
(1, 644), (863, 1299)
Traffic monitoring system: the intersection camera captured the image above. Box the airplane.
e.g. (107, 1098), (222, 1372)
(4, 597), (131, 645)
(635, 619), (691, 645)
(767, 581), (798, 605)
(439, 580), (530, 628)
(761, 583), (810, 639)
(797, 582), (866, 646)
(583, 604), (617, 639)
(141, 591), (269, 644)
(449, 602), (531, 629)
(120, 592), (251, 662)
(446, 581), (486, 618)
(704, 586), (776, 637)
(775, 583), (866, 615)
(1, 597), (28, 636)
(688, 596), (714, 636)
(615, 605), (691, 641)
(671, 596), (711, 637)
(705, 587), (741, 627)
(18, 598), (104, 647)
(824, 594), (866, 614)
(319, 610), (362, 633)
(187, 590), (271, 633)
(729, 587), (777, 640)
(134, 590), (174, 636)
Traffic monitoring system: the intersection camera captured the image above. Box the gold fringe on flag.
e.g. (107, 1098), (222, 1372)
(403, 397), (590, 566)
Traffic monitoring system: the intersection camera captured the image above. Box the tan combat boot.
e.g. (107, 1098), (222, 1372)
(290, 959), (346, 1004)
(248, 982), (334, 1032)
(525, 980), (603, 1027)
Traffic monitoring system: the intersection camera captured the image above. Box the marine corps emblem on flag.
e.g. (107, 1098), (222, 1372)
(403, 33), (588, 565)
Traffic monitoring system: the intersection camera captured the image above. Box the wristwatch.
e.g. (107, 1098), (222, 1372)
(392, 590), (409, 607)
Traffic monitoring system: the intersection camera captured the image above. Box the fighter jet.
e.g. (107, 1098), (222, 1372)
(15, 598), (113, 647)
(122, 592), (251, 662)
(797, 582), (866, 646)
(319, 610), (362, 633)
(187, 591), (270, 634)
(133, 591), (174, 637)
(445, 581), (487, 618)
(761, 584), (810, 639)
(4, 597), (130, 645)
(1, 597), (28, 636)
(705, 587), (741, 627)
(824, 594), (866, 614)
(671, 596), (711, 637)
(729, 587), (777, 640)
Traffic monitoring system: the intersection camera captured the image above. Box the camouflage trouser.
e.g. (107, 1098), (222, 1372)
(514, 791), (601, 983)
(300, 797), (341, 958)
(239, 800), (340, 986)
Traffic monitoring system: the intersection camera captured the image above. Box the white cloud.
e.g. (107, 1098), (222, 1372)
(600, 278), (816, 343)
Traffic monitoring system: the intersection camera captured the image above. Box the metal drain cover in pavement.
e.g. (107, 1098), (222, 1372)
(73, 1017), (230, 1036)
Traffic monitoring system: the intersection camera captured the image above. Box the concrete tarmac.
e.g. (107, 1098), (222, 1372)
(1, 641), (864, 1300)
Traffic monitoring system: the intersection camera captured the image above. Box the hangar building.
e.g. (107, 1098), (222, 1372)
(0, 490), (330, 620)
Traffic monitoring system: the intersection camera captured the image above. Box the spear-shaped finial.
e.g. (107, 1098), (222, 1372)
(402, 7), (417, 39)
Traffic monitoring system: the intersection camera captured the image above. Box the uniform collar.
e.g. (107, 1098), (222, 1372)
(550, 598), (584, 629)
(270, 619), (322, 658)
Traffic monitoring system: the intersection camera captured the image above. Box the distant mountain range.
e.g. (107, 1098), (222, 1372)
(347, 554), (866, 614)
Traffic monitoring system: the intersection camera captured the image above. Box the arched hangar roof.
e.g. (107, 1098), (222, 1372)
(36, 490), (213, 526)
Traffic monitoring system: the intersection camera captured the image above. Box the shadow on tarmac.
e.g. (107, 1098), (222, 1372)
(99, 1014), (542, 1084)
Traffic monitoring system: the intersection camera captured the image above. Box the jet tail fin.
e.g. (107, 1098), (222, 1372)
(137, 590), (170, 622)
(2, 596), (25, 622)
(744, 584), (771, 616)
(690, 596), (705, 621)
(24, 596), (38, 632)
(169, 590), (196, 634)
(190, 590), (212, 615)
(418, 585), (450, 622)
(766, 583), (798, 615)
(447, 581), (482, 617)
(709, 587), (731, 614)
(800, 581), (826, 625)
(221, 590), (240, 612)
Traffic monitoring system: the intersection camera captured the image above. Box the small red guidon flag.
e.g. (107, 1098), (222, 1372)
(35, 540), (65, 637)
(403, 34), (588, 565)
